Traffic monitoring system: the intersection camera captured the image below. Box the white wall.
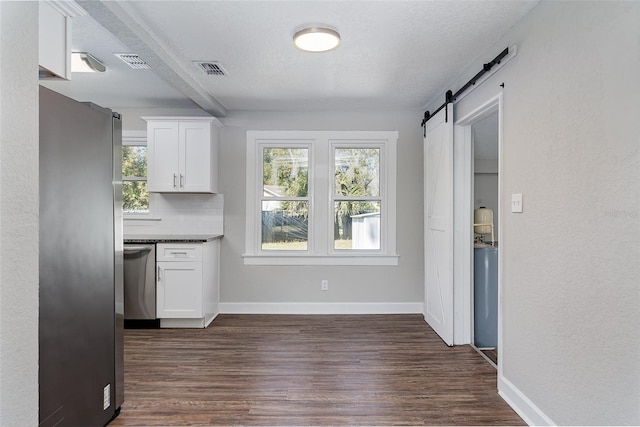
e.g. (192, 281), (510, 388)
(473, 113), (499, 243)
(124, 193), (224, 237)
(430, 1), (640, 424)
(0, 2), (39, 425)
(218, 110), (424, 311)
(474, 158), (498, 243)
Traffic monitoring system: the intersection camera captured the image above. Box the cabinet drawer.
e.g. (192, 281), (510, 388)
(156, 243), (202, 262)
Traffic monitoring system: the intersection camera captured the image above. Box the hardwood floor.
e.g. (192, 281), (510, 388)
(480, 348), (498, 366)
(110, 314), (523, 426)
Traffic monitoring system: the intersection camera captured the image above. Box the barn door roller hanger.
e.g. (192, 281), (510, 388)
(421, 47), (509, 135)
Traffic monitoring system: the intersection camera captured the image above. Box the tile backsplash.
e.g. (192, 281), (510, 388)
(124, 193), (224, 236)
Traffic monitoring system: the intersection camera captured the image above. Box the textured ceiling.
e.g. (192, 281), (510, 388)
(42, 1), (538, 114)
(41, 12), (198, 109)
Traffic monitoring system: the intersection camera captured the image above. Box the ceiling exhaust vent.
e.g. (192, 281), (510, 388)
(194, 62), (228, 76)
(115, 53), (151, 70)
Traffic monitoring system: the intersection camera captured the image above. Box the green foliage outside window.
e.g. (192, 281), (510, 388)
(263, 148), (309, 216)
(334, 148), (380, 240)
(262, 148), (309, 249)
(261, 147), (382, 248)
(122, 146), (149, 213)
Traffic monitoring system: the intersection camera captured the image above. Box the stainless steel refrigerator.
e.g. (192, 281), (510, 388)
(39, 86), (124, 426)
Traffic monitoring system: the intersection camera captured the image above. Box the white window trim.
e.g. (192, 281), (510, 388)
(256, 142), (314, 254)
(244, 130), (398, 266)
(122, 130), (156, 219)
(330, 142), (386, 256)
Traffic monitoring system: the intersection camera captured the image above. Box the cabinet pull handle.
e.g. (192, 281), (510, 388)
(173, 174), (177, 189)
(157, 265), (161, 281)
(170, 251), (188, 255)
(180, 174), (184, 188)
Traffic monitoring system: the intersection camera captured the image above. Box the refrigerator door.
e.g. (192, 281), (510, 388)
(113, 113), (125, 411)
(39, 87), (120, 426)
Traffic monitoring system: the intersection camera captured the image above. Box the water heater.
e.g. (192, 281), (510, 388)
(474, 207), (495, 244)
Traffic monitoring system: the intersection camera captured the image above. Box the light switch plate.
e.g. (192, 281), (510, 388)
(511, 193), (523, 213)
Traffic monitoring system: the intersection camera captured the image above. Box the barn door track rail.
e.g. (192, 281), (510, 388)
(421, 47), (509, 134)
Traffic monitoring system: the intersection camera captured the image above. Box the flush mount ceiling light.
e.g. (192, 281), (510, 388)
(71, 52), (106, 73)
(293, 27), (341, 52)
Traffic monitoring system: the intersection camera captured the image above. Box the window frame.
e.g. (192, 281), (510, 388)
(244, 130), (398, 266)
(258, 143), (314, 253)
(122, 130), (152, 217)
(330, 143), (385, 255)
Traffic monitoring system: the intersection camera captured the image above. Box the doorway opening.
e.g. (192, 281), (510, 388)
(452, 93), (502, 371)
(471, 111), (499, 366)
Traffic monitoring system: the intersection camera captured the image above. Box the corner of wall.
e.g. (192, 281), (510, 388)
(0, 2), (40, 425)
(498, 375), (555, 426)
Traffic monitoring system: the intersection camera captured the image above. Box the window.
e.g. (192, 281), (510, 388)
(245, 131), (398, 265)
(333, 147), (381, 250)
(122, 131), (150, 215)
(261, 147), (310, 251)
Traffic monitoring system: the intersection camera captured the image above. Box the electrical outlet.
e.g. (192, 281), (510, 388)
(103, 384), (110, 410)
(321, 280), (328, 291)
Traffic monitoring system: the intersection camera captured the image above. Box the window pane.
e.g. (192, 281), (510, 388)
(335, 148), (379, 197)
(262, 201), (308, 251)
(334, 201), (380, 250)
(263, 148), (308, 198)
(123, 146), (147, 178)
(123, 181), (149, 214)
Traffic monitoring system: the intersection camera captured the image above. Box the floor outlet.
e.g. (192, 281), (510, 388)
(321, 280), (328, 291)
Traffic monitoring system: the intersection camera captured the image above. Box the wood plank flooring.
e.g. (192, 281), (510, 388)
(480, 348), (498, 366)
(110, 314), (523, 426)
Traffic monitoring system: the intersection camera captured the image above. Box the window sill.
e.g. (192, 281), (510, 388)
(123, 215), (161, 222)
(242, 254), (399, 266)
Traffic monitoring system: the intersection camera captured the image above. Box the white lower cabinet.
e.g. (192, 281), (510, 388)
(157, 261), (203, 318)
(156, 241), (219, 328)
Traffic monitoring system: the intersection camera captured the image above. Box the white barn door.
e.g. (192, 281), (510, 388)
(424, 104), (454, 346)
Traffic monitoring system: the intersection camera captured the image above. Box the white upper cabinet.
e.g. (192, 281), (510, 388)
(39, 1), (85, 80)
(144, 117), (222, 193)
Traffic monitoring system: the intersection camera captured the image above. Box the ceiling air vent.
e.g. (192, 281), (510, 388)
(114, 53), (151, 70)
(194, 61), (228, 76)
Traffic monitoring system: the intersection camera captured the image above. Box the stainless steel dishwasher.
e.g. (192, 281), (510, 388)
(123, 244), (156, 320)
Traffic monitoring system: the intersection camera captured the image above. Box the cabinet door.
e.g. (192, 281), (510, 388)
(157, 261), (202, 318)
(148, 121), (180, 192)
(180, 121), (213, 192)
(39, 2), (71, 79)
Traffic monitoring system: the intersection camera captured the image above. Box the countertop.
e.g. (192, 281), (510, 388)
(124, 234), (223, 243)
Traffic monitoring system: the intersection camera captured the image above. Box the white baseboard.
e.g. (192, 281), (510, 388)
(160, 318), (206, 328)
(218, 302), (424, 315)
(499, 374), (555, 426)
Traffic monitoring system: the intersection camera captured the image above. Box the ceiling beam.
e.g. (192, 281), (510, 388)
(77, 0), (227, 117)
